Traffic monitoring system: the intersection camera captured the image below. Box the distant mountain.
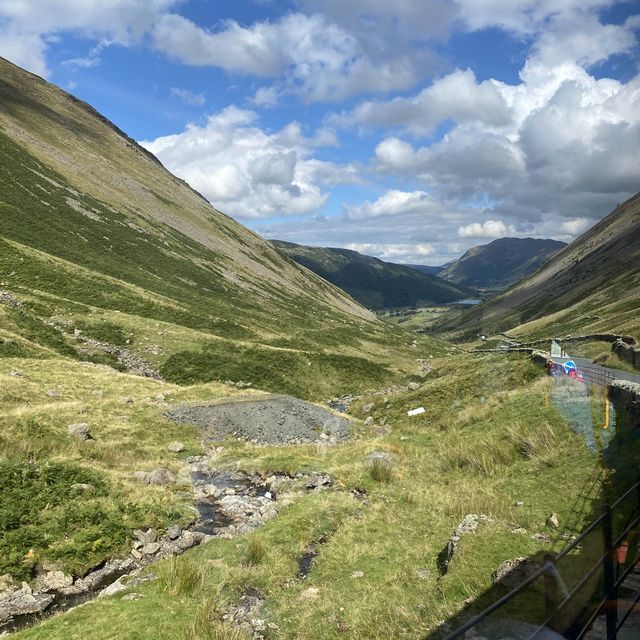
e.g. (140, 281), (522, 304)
(271, 241), (471, 309)
(405, 264), (447, 276)
(438, 194), (640, 339)
(440, 237), (567, 290)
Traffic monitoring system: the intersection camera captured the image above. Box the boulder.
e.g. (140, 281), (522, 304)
(546, 513), (559, 529)
(67, 423), (91, 440)
(362, 403), (375, 415)
(167, 441), (186, 453)
(34, 570), (73, 593)
(134, 528), (158, 545)
(408, 382), (420, 391)
(141, 542), (161, 556)
(0, 583), (55, 623)
(148, 468), (176, 486)
(71, 483), (95, 492)
(366, 451), (394, 464)
(177, 531), (205, 550)
(364, 416), (374, 426)
(493, 558), (543, 589)
(306, 473), (332, 490)
(167, 525), (182, 540)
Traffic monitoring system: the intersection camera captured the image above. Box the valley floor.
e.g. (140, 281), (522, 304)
(0, 345), (611, 639)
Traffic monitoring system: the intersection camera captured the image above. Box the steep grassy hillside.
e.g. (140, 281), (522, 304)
(0, 56), (426, 397)
(438, 194), (640, 339)
(440, 238), (566, 291)
(271, 241), (470, 309)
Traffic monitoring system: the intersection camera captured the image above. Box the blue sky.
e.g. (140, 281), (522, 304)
(1, 0), (639, 264)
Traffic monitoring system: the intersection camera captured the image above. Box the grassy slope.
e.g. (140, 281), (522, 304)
(0, 57), (614, 639)
(10, 351), (606, 640)
(271, 241), (470, 309)
(0, 55), (428, 400)
(438, 193), (640, 340)
(440, 238), (566, 291)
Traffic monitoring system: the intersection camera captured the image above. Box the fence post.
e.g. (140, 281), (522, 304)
(602, 506), (617, 640)
(544, 554), (560, 633)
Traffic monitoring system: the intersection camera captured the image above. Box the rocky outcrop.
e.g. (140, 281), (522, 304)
(0, 583), (54, 623)
(132, 468), (176, 486)
(76, 336), (161, 379)
(493, 557), (544, 589)
(437, 514), (492, 576)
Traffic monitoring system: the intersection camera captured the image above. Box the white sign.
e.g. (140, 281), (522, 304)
(407, 407), (425, 417)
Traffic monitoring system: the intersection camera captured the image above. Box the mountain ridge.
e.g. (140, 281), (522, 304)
(439, 237), (567, 291)
(438, 193), (640, 339)
(270, 240), (471, 309)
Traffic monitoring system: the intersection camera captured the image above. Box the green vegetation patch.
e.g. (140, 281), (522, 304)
(0, 459), (136, 579)
(160, 342), (395, 400)
(74, 320), (133, 346)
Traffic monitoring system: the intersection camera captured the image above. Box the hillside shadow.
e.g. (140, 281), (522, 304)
(428, 381), (640, 640)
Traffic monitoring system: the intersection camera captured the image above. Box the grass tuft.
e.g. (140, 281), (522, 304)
(245, 536), (266, 566)
(159, 556), (205, 596)
(369, 458), (394, 483)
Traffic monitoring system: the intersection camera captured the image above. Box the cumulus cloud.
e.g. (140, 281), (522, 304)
(140, 106), (357, 219)
(458, 220), (516, 238)
(170, 87), (205, 106)
(250, 86), (280, 108)
(364, 60), (640, 229)
(345, 190), (434, 219)
(331, 68), (512, 135)
(0, 0), (176, 76)
(153, 12), (426, 102)
(346, 242), (436, 261)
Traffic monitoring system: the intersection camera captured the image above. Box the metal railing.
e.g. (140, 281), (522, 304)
(444, 480), (640, 640)
(580, 365), (616, 388)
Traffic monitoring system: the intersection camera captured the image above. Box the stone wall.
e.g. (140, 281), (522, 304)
(612, 339), (640, 371)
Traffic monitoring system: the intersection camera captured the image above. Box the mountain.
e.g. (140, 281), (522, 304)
(439, 237), (567, 291)
(439, 194), (640, 339)
(270, 240), (471, 309)
(405, 264), (447, 276)
(0, 56), (426, 400)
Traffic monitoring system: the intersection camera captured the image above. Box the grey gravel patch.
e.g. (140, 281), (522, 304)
(165, 396), (351, 445)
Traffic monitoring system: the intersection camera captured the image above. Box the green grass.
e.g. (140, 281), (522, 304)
(0, 59), (629, 640)
(0, 458), (144, 580)
(9, 351), (615, 640)
(160, 342), (396, 400)
(369, 458), (394, 483)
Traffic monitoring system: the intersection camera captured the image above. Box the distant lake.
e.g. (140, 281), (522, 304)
(448, 299), (482, 305)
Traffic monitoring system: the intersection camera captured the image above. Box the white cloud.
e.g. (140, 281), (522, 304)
(250, 86), (280, 108)
(458, 220), (516, 238)
(558, 218), (592, 236)
(346, 242), (435, 261)
(345, 190), (433, 219)
(331, 68), (512, 135)
(533, 12), (640, 66)
(170, 87), (205, 106)
(140, 106), (352, 218)
(152, 12), (424, 102)
(62, 54), (101, 68)
(0, 32), (49, 76)
(0, 0), (176, 77)
(364, 60), (640, 231)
